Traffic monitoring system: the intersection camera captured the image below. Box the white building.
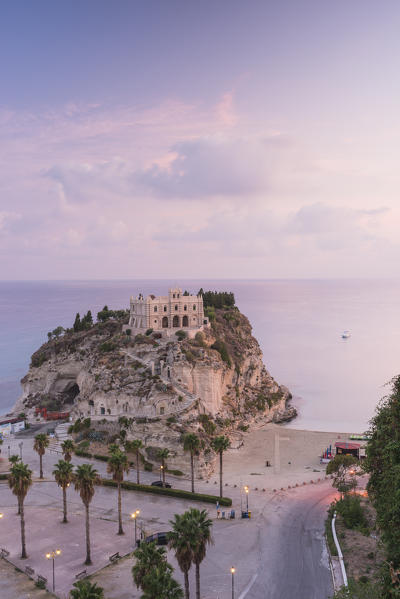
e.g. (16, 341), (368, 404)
(127, 288), (209, 337)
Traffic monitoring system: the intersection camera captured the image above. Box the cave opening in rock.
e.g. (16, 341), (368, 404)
(63, 382), (80, 404)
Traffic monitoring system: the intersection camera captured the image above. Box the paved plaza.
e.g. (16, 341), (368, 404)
(0, 424), (341, 598)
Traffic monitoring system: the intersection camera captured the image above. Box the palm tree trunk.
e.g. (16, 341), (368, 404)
(136, 452), (140, 484)
(219, 451), (223, 498)
(184, 570), (190, 599)
(195, 562), (200, 599)
(62, 486), (68, 523)
(39, 454), (43, 479)
(85, 504), (92, 565)
(17, 496), (21, 516)
(20, 499), (27, 559)
(117, 483), (124, 534)
(191, 452), (195, 493)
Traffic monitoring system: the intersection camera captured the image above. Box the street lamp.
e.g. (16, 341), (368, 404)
(160, 464), (164, 483)
(46, 549), (61, 592)
(0, 512), (4, 519)
(244, 486), (249, 512)
(230, 567), (235, 599)
(131, 510), (140, 546)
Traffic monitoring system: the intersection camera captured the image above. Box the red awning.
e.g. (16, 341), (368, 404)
(335, 442), (360, 450)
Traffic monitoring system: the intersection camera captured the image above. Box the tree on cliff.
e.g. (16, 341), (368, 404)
(8, 461), (32, 558)
(53, 459), (74, 523)
(211, 436), (230, 498)
(74, 464), (100, 565)
(73, 313), (81, 332)
(125, 439), (143, 484)
(183, 433), (200, 493)
(107, 449), (129, 535)
(34, 433), (49, 479)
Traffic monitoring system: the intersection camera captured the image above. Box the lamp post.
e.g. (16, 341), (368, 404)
(18, 442), (23, 460)
(46, 549), (61, 592)
(230, 567), (235, 599)
(160, 465), (164, 483)
(244, 486), (249, 512)
(131, 510), (140, 546)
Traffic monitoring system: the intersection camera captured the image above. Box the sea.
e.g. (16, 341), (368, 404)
(1, 279), (400, 433)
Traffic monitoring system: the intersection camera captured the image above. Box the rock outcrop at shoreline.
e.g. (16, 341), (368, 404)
(15, 301), (295, 474)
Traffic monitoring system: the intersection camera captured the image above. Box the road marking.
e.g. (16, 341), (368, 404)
(238, 573), (258, 599)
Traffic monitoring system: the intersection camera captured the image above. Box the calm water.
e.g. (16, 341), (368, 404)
(1, 279), (399, 432)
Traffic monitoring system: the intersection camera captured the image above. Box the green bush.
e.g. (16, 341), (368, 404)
(176, 330), (187, 341)
(100, 478), (232, 505)
(335, 495), (369, 532)
(210, 340), (231, 367)
(166, 469), (184, 476)
(75, 449), (93, 458)
(93, 453), (109, 462)
(145, 328), (153, 336)
(99, 341), (116, 353)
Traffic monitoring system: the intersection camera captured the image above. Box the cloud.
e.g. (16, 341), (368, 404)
(138, 136), (279, 198)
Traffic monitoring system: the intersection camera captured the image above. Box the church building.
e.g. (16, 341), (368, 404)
(127, 288), (209, 336)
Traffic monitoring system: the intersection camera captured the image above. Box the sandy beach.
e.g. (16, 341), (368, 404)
(206, 422), (363, 491)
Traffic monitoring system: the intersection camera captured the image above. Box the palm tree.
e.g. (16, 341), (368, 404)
(158, 448), (169, 486)
(187, 508), (213, 599)
(61, 439), (75, 462)
(132, 541), (166, 590)
(69, 579), (104, 598)
(211, 436), (230, 498)
(8, 461), (32, 558)
(125, 439), (143, 484)
(132, 542), (183, 599)
(107, 449), (129, 534)
(168, 513), (195, 599)
(141, 564), (183, 599)
(9, 455), (22, 513)
(74, 464), (100, 565)
(183, 434), (200, 493)
(53, 460), (74, 523)
(33, 432), (49, 479)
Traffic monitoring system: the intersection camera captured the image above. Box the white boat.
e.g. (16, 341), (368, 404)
(341, 330), (351, 339)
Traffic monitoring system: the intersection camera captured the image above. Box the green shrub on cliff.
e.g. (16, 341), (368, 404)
(210, 340), (231, 367)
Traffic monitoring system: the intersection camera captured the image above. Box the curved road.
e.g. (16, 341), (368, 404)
(238, 484), (336, 599)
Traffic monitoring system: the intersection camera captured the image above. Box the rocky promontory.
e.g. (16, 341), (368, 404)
(15, 297), (295, 475)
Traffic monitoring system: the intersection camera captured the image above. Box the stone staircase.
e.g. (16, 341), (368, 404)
(122, 350), (198, 417)
(48, 422), (72, 454)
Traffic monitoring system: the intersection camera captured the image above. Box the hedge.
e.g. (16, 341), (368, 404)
(100, 478), (232, 506)
(0, 473), (8, 480)
(75, 449), (93, 458)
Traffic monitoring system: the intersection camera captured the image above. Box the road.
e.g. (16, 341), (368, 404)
(242, 485), (336, 599)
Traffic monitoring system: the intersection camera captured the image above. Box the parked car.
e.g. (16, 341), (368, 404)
(144, 532), (169, 546)
(151, 480), (172, 488)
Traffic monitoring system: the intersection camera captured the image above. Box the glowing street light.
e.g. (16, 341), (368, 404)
(46, 549), (61, 592)
(0, 513), (4, 519)
(131, 510), (140, 546)
(230, 567), (236, 599)
(244, 486), (249, 512)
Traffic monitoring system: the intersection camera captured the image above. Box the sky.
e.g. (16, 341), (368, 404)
(1, 0), (400, 280)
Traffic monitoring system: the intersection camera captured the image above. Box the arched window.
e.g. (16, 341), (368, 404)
(173, 294), (176, 298)
(182, 315), (188, 327)
(173, 315), (179, 327)
(162, 316), (168, 328)
(164, 305), (167, 312)
(193, 304), (196, 310)
(175, 304), (178, 311)
(160, 406), (165, 415)
(154, 306), (157, 312)
(184, 305), (187, 311)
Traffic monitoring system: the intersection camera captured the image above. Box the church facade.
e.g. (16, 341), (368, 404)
(127, 288), (209, 336)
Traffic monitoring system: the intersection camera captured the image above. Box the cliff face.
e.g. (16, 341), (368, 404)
(15, 305), (295, 474)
